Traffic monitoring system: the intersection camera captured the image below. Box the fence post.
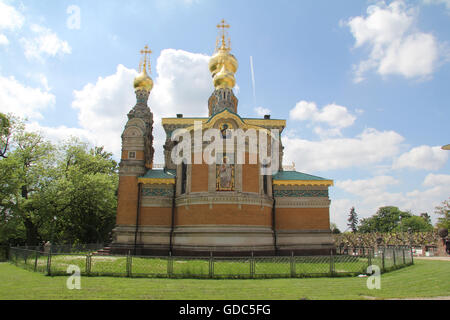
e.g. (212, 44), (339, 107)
(34, 250), (39, 272)
(329, 249), (335, 277)
(168, 252), (173, 278)
(402, 248), (405, 265)
(46, 251), (52, 276)
(381, 248), (385, 272)
(250, 251), (255, 279)
(368, 248), (372, 268)
(127, 251), (132, 277)
(86, 253), (91, 276)
(410, 246), (414, 265)
(209, 252), (214, 279)
(393, 248), (396, 266)
(290, 251), (295, 278)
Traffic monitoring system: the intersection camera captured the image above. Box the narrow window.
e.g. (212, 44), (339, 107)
(128, 151), (136, 159)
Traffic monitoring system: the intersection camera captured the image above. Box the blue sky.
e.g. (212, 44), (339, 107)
(0, 0), (449, 230)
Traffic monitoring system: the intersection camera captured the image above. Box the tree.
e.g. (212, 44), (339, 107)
(0, 113), (19, 158)
(435, 199), (450, 230)
(359, 206), (411, 233)
(330, 223), (341, 234)
(0, 119), (119, 246)
(347, 207), (358, 233)
(394, 215), (433, 232)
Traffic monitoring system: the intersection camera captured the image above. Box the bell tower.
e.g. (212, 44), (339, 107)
(113, 45), (155, 242)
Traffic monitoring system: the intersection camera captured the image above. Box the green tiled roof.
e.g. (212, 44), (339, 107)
(273, 171), (330, 181)
(141, 169), (176, 179)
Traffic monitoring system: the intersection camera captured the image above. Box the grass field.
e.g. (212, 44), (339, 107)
(0, 259), (449, 300)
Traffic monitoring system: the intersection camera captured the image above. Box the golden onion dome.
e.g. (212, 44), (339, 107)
(133, 67), (153, 92)
(213, 64), (236, 89)
(209, 20), (238, 90)
(209, 47), (238, 77)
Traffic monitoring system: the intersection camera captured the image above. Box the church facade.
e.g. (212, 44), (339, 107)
(111, 21), (335, 256)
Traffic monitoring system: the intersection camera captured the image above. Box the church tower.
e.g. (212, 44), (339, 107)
(113, 46), (157, 248)
(112, 21), (335, 256)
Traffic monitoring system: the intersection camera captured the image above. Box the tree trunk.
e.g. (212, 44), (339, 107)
(24, 217), (39, 246)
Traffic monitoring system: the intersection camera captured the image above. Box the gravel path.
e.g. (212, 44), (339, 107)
(414, 256), (450, 261)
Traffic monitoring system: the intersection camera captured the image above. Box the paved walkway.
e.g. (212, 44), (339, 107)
(414, 256), (450, 261)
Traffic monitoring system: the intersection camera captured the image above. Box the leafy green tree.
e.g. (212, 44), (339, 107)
(435, 199), (450, 230)
(359, 206), (411, 233)
(347, 207), (358, 233)
(394, 215), (433, 232)
(0, 118), (119, 246)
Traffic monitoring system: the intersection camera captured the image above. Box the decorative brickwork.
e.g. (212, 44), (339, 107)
(274, 190), (328, 197)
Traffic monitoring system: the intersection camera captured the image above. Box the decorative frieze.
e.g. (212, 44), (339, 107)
(274, 189), (328, 198)
(142, 187), (174, 197)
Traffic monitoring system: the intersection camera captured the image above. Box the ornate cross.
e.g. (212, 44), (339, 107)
(139, 45), (152, 73)
(217, 19), (230, 48)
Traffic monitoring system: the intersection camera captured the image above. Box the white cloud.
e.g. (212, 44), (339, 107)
(21, 24), (71, 61)
(0, 34), (8, 46)
(289, 101), (356, 137)
(337, 176), (400, 197)
(0, 74), (55, 119)
(346, 0), (442, 82)
(423, 0), (450, 10)
(332, 173), (450, 229)
(282, 128), (404, 172)
(0, 1), (24, 31)
(423, 173), (450, 187)
(254, 106), (271, 117)
(71, 64), (137, 158)
(393, 145), (449, 170)
(69, 49), (213, 161)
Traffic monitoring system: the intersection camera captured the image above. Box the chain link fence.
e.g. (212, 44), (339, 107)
(8, 246), (413, 279)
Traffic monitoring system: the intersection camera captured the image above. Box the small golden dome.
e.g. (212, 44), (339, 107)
(133, 68), (153, 92)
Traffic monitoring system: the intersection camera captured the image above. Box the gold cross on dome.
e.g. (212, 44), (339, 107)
(139, 45), (152, 73)
(216, 19), (230, 48)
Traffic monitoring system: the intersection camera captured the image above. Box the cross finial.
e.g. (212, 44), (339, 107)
(139, 45), (152, 73)
(216, 19), (230, 50)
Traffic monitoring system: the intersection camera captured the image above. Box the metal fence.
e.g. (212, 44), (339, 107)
(0, 246), (9, 262)
(8, 246), (413, 279)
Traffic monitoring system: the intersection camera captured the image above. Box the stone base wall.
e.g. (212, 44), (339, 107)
(111, 224), (335, 256)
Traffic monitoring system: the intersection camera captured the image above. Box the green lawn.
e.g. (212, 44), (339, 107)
(0, 259), (449, 300)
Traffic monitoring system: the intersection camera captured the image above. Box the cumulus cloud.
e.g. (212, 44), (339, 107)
(0, 34), (8, 46)
(423, 0), (450, 11)
(69, 49), (212, 161)
(71, 64), (137, 158)
(254, 106), (271, 117)
(282, 128), (404, 172)
(21, 24), (71, 62)
(289, 101), (356, 137)
(393, 145), (449, 170)
(332, 173), (450, 229)
(0, 74), (55, 119)
(346, 0), (443, 82)
(0, 1), (24, 31)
